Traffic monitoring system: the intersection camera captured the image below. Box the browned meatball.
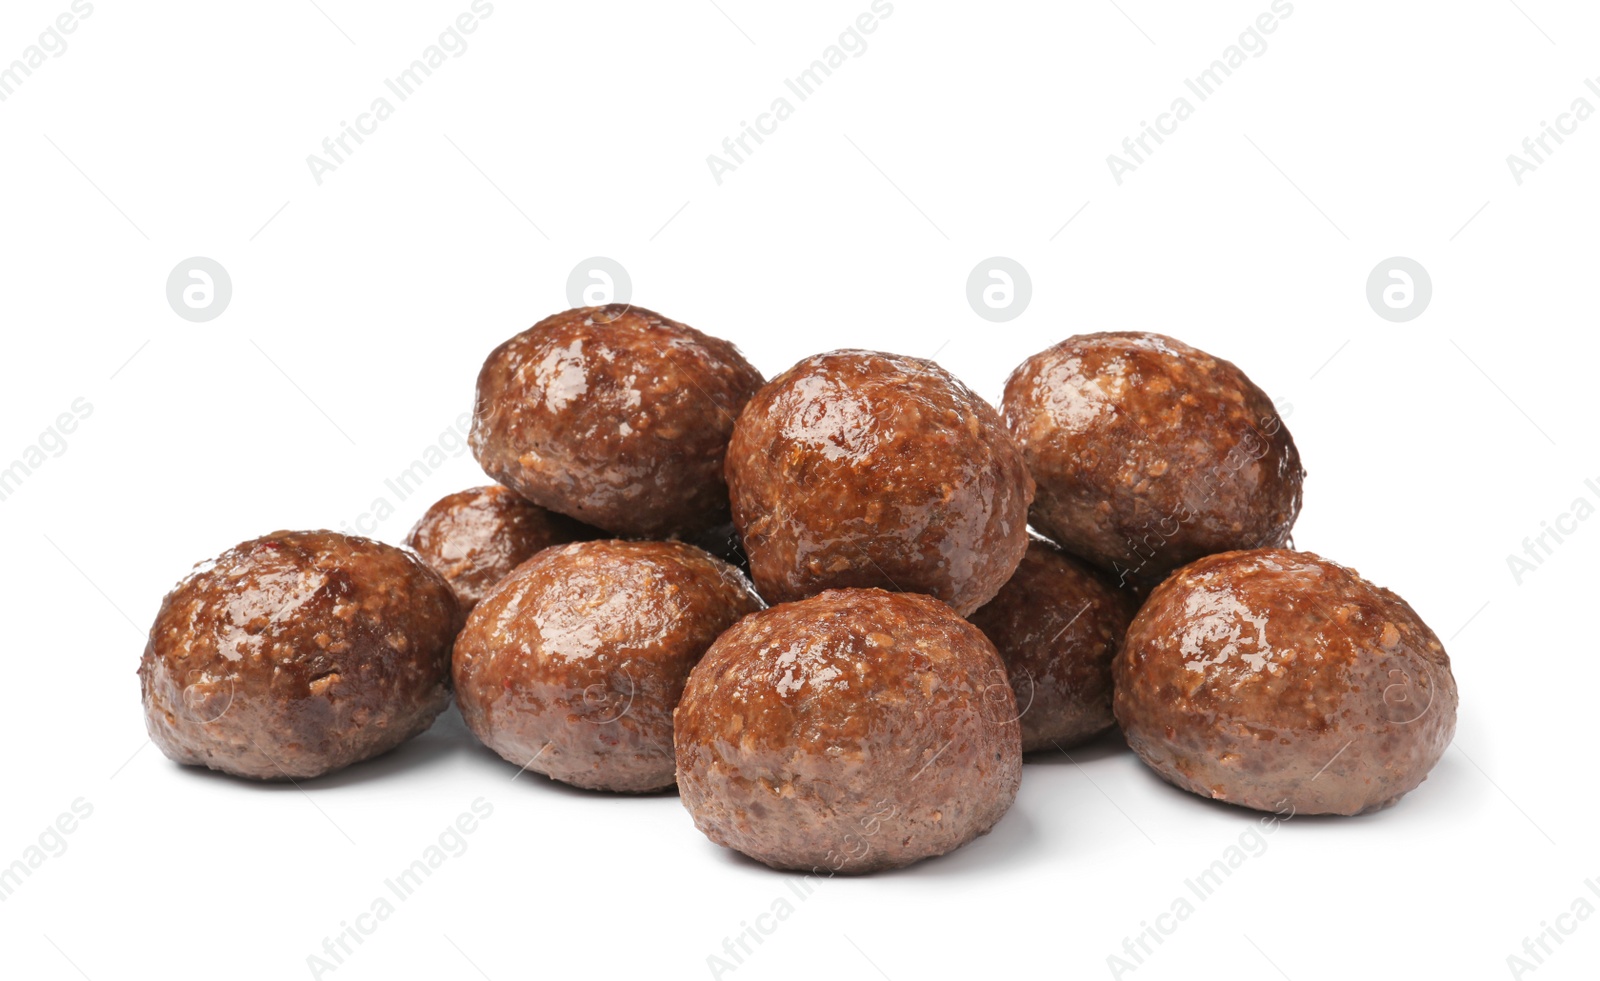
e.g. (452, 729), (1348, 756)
(1113, 549), (1458, 816)
(675, 589), (1023, 874)
(139, 530), (459, 781)
(968, 538), (1137, 752)
(1002, 332), (1303, 592)
(404, 485), (599, 615)
(470, 305), (764, 539)
(453, 540), (761, 792)
(726, 350), (1034, 616)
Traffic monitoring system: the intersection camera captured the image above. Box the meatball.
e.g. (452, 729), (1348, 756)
(968, 538), (1137, 752)
(453, 540), (761, 793)
(1002, 332), (1303, 592)
(726, 350), (1034, 616)
(470, 305), (764, 539)
(1113, 548), (1458, 816)
(139, 530), (459, 781)
(404, 485), (599, 615)
(675, 588), (1023, 874)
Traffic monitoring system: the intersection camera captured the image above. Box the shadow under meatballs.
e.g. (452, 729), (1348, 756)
(870, 732), (1139, 877)
(877, 805), (1040, 880)
(1122, 734), (1478, 827)
(690, 794), (1042, 880)
(1021, 727), (1132, 767)
(168, 703), (479, 790)
(684, 734), (1131, 880)
(459, 734), (682, 799)
(484, 755), (682, 800)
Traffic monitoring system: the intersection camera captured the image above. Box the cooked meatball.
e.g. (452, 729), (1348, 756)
(139, 530), (459, 781)
(453, 540), (761, 793)
(470, 305), (764, 539)
(1002, 332), (1303, 592)
(675, 588), (1023, 873)
(404, 485), (599, 615)
(968, 538), (1137, 752)
(1113, 548), (1458, 816)
(725, 350), (1034, 616)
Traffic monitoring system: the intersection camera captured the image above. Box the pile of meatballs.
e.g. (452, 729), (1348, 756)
(139, 307), (1458, 874)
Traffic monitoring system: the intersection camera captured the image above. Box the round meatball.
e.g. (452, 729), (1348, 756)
(968, 539), (1137, 752)
(470, 305), (764, 539)
(453, 540), (761, 792)
(726, 350), (1034, 616)
(139, 530), (459, 781)
(404, 485), (599, 615)
(1002, 332), (1303, 592)
(1113, 549), (1458, 816)
(675, 589), (1023, 874)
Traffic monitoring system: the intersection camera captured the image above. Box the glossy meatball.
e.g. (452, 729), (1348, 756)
(139, 531), (459, 781)
(968, 539), (1137, 752)
(470, 305), (764, 539)
(1113, 549), (1458, 816)
(453, 540), (761, 792)
(726, 350), (1034, 616)
(1002, 332), (1303, 592)
(404, 485), (599, 614)
(675, 589), (1023, 873)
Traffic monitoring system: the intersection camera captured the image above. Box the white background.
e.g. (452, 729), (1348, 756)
(2, 1), (1596, 979)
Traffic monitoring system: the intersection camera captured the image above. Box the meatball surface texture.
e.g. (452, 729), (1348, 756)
(727, 350), (1033, 616)
(969, 538), (1137, 752)
(454, 539), (761, 792)
(675, 588), (1023, 873)
(1113, 548), (1458, 815)
(471, 305), (764, 538)
(140, 530), (459, 781)
(1003, 332), (1302, 591)
(405, 484), (598, 614)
